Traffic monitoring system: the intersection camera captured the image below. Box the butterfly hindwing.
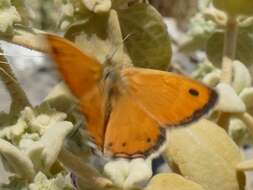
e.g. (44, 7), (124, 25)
(104, 94), (166, 158)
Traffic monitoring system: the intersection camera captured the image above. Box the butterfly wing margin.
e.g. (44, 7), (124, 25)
(121, 68), (218, 127)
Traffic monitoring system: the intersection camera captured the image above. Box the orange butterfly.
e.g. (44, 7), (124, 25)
(45, 34), (218, 159)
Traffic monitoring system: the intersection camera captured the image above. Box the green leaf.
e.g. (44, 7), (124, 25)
(180, 34), (212, 53)
(65, 12), (109, 41)
(64, 12), (111, 63)
(213, 0), (253, 16)
(111, 0), (128, 8)
(117, 3), (172, 70)
(206, 29), (253, 66)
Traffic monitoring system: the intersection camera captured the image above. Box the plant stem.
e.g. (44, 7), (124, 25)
(221, 16), (238, 84)
(2, 29), (48, 53)
(58, 148), (113, 188)
(237, 159), (253, 171)
(0, 49), (31, 114)
(218, 16), (239, 129)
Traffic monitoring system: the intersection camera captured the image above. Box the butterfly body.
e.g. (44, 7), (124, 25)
(46, 34), (218, 159)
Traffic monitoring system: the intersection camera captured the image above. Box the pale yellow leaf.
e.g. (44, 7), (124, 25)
(165, 119), (245, 190)
(146, 173), (205, 190)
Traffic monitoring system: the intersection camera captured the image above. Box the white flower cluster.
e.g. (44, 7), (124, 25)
(0, 106), (75, 189)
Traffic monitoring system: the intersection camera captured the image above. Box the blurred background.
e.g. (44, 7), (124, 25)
(0, 1), (252, 188)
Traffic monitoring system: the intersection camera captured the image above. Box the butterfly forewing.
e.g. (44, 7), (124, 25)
(121, 68), (218, 127)
(46, 34), (102, 97)
(46, 34), (106, 150)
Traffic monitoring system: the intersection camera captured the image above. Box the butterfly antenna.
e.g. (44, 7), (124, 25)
(104, 33), (134, 66)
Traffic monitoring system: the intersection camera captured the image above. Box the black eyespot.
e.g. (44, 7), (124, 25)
(122, 142), (127, 147)
(147, 138), (151, 143)
(188, 88), (199, 97)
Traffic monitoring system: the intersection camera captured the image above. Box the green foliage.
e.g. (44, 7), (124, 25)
(207, 29), (253, 66)
(118, 4), (171, 70)
(117, 3), (171, 70)
(65, 2), (171, 70)
(213, 0), (253, 16)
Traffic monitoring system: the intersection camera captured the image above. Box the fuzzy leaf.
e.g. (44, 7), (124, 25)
(202, 69), (221, 87)
(39, 121), (73, 171)
(0, 156), (12, 184)
(229, 117), (249, 145)
(146, 173), (206, 190)
(117, 3), (172, 70)
(64, 11), (110, 63)
(82, 0), (111, 13)
(0, 117), (28, 141)
(166, 119), (245, 190)
(180, 14), (216, 53)
(21, 0), (64, 31)
(28, 172), (74, 190)
(240, 87), (253, 109)
(0, 139), (35, 180)
(239, 87), (253, 115)
(22, 107), (68, 136)
(232, 61), (252, 94)
(104, 158), (152, 189)
(0, 0), (21, 33)
(216, 83), (246, 113)
(65, 10), (132, 66)
(192, 62), (216, 81)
